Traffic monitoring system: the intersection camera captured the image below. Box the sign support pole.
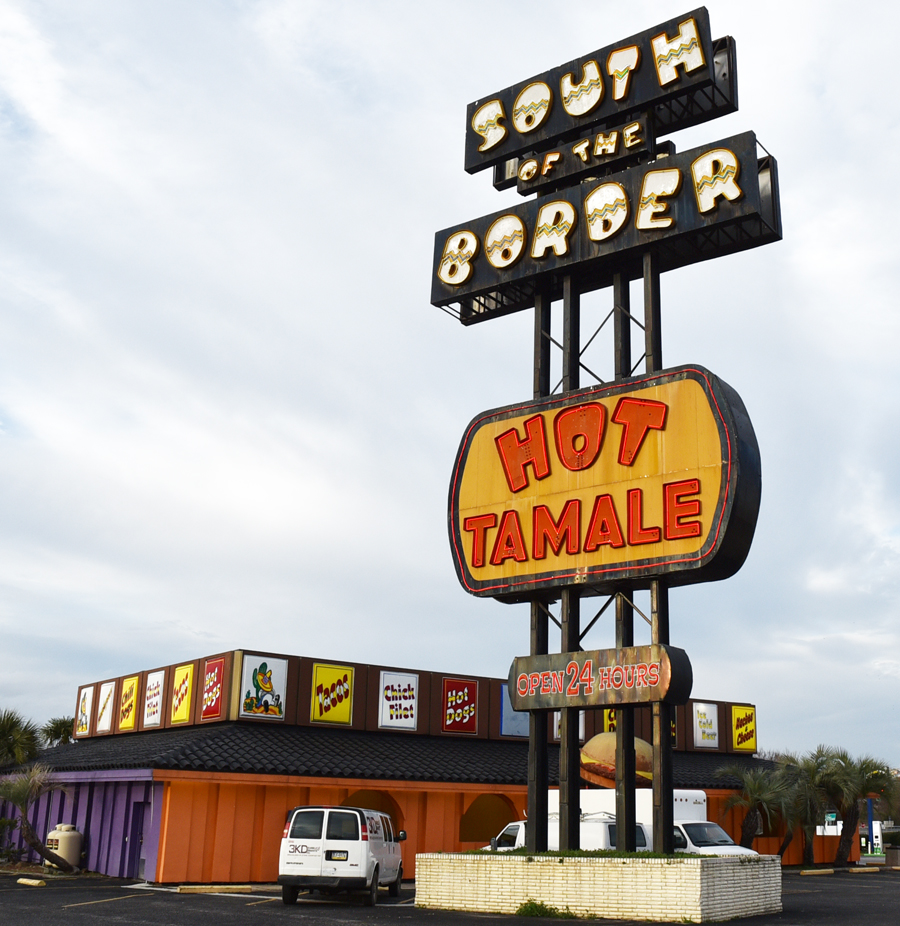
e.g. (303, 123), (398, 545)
(613, 271), (637, 850)
(559, 274), (581, 851)
(560, 588), (581, 850)
(643, 251), (675, 854)
(526, 283), (551, 853)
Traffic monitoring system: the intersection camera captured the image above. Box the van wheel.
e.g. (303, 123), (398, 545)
(282, 885), (299, 905)
(389, 865), (403, 898)
(365, 867), (379, 906)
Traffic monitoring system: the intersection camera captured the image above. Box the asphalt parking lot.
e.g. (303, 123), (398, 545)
(2, 870), (900, 925)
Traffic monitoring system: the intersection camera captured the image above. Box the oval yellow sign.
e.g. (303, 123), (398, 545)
(449, 365), (759, 600)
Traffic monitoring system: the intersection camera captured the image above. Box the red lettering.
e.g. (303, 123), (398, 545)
(664, 478), (702, 539)
(529, 673), (541, 695)
(584, 494), (625, 550)
(598, 666), (612, 689)
(517, 674), (529, 696)
(540, 672), (552, 694)
(565, 661), (580, 696)
(490, 510), (528, 564)
(579, 659), (594, 695)
(551, 671), (565, 694)
(627, 488), (661, 545)
(463, 514), (496, 567)
(635, 663), (649, 687)
(612, 397), (667, 466)
(554, 403), (605, 471)
(495, 415), (551, 492)
(533, 499), (581, 559)
(647, 663), (660, 686)
(610, 666), (624, 689)
(624, 665), (635, 688)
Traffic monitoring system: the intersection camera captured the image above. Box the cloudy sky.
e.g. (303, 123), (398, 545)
(0, 0), (898, 769)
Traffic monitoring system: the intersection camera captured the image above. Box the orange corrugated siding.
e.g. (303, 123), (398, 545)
(153, 776), (856, 883)
(151, 770), (526, 883)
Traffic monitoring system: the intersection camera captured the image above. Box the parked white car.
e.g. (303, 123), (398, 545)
(277, 805), (406, 906)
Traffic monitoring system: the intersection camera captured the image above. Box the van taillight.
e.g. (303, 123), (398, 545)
(282, 821), (291, 838)
(361, 822), (368, 841)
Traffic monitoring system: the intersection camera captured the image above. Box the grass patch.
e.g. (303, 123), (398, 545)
(515, 899), (577, 918)
(469, 847), (677, 860)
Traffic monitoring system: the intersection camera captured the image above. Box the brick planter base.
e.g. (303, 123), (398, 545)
(415, 853), (782, 923)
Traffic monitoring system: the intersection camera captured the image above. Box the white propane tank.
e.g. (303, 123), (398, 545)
(45, 824), (82, 869)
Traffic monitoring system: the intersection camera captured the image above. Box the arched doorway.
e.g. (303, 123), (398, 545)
(342, 789), (404, 832)
(459, 793), (518, 843)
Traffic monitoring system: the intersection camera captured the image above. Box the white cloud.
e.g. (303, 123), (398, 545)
(0, 0), (898, 769)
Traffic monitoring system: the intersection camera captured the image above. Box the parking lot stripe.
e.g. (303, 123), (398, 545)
(62, 894), (149, 908)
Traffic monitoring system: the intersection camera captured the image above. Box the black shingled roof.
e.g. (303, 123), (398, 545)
(24, 723), (773, 789)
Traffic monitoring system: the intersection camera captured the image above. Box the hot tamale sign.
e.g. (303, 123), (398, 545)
(509, 644), (692, 711)
(448, 365), (759, 601)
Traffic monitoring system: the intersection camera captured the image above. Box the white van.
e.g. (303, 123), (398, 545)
(277, 805), (406, 906)
(492, 813), (652, 852)
(671, 820), (757, 857)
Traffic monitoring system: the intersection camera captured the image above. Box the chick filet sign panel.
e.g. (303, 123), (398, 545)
(463, 7), (734, 174)
(509, 644), (692, 711)
(379, 671), (418, 731)
(239, 655), (287, 719)
(310, 663), (354, 725)
(449, 366), (760, 601)
(433, 131), (781, 325)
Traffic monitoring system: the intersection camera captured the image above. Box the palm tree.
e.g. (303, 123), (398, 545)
(776, 747), (830, 866)
(717, 764), (791, 849)
(820, 750), (895, 867)
(0, 709), (40, 768)
(41, 717), (75, 748)
(0, 764), (76, 872)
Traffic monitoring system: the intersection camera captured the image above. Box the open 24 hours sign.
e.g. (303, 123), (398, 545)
(448, 366), (760, 601)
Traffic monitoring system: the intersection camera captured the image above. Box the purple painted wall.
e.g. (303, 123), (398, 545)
(0, 770), (162, 880)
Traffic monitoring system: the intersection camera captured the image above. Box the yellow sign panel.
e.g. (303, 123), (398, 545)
(171, 664), (194, 725)
(449, 366), (759, 600)
(732, 705), (756, 751)
(119, 675), (139, 731)
(310, 663), (354, 725)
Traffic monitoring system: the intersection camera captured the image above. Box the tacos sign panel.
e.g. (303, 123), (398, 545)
(449, 366), (760, 600)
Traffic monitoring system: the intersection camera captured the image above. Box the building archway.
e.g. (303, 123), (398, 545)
(342, 789), (405, 832)
(459, 793), (518, 843)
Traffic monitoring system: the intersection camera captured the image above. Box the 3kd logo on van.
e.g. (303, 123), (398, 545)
(288, 843), (320, 855)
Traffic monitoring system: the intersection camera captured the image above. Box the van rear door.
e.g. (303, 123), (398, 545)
(322, 809), (366, 882)
(281, 808), (325, 879)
